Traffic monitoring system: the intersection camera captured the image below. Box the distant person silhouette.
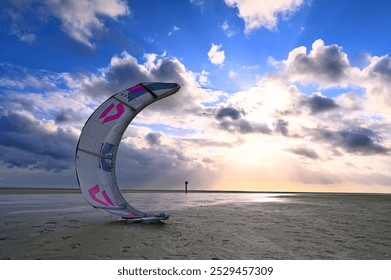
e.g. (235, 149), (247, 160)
(185, 181), (188, 193)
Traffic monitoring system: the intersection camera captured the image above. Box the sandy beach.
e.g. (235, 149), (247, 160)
(0, 191), (390, 259)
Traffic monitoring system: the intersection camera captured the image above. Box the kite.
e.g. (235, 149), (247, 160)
(75, 82), (181, 221)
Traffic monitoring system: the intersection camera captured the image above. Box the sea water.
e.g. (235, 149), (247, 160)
(0, 191), (290, 216)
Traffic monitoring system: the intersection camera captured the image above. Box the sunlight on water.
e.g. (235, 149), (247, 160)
(123, 192), (291, 212)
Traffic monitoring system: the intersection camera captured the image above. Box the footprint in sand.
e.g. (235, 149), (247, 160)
(121, 246), (131, 253)
(70, 243), (81, 249)
(0, 236), (16, 241)
(61, 235), (72, 240)
(89, 254), (112, 260)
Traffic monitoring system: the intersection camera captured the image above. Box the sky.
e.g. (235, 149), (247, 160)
(1, 0), (391, 193)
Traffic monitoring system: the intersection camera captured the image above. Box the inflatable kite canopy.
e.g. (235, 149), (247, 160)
(75, 82), (181, 221)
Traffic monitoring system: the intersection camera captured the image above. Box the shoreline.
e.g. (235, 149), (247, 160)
(0, 187), (389, 195)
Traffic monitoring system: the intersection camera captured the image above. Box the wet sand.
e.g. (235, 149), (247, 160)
(0, 191), (390, 259)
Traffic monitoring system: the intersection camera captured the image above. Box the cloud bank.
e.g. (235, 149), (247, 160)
(1, 39), (391, 191)
(0, 52), (222, 188)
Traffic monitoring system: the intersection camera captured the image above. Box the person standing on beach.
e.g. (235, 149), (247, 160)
(185, 181), (188, 193)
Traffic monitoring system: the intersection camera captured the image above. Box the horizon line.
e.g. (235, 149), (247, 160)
(0, 187), (389, 195)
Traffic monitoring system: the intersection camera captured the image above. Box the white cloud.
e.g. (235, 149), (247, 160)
(143, 53), (158, 70)
(224, 0), (305, 33)
(189, 0), (206, 10)
(46, 0), (129, 48)
(144, 36), (155, 43)
(208, 44), (226, 66)
(4, 8), (37, 44)
(168, 25), (180, 36)
(228, 70), (238, 78)
(221, 20), (236, 37)
(198, 70), (210, 85)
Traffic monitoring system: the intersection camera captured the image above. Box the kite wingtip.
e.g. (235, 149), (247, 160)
(159, 211), (169, 219)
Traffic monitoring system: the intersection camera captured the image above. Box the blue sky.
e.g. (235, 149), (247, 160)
(1, 0), (391, 192)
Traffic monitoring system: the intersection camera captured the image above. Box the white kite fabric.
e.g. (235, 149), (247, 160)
(75, 82), (181, 221)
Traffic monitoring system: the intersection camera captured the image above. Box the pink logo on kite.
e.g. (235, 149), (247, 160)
(99, 103), (124, 124)
(128, 84), (145, 94)
(88, 184), (115, 207)
(124, 213), (139, 218)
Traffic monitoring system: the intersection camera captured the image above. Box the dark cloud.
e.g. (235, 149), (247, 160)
(302, 94), (338, 114)
(219, 119), (272, 134)
(216, 107), (244, 120)
(289, 147), (319, 160)
(372, 56), (391, 82)
(339, 129), (388, 155)
(81, 60), (148, 98)
(287, 40), (350, 84)
(0, 112), (77, 172)
(54, 108), (85, 124)
(315, 127), (389, 156)
(82, 54), (189, 98)
(105, 59), (148, 86)
(215, 106), (271, 134)
(116, 141), (217, 189)
(145, 132), (161, 146)
(274, 119), (289, 136)
(0, 55), (220, 188)
(220, 119), (271, 134)
(150, 58), (187, 82)
(80, 53), (209, 118)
